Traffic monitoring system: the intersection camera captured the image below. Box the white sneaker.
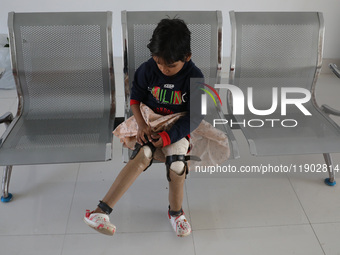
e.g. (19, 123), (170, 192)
(168, 210), (191, 237)
(83, 210), (116, 236)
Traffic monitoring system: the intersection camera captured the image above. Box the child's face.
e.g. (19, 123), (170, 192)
(153, 56), (190, 76)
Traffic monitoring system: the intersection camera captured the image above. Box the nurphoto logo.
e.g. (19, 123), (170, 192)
(200, 83), (312, 128)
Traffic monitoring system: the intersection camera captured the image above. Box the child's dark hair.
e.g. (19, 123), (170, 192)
(147, 18), (191, 64)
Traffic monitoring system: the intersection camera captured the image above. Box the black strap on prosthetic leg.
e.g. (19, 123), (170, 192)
(165, 155), (201, 182)
(130, 140), (156, 172)
(98, 200), (113, 215)
(168, 205), (183, 216)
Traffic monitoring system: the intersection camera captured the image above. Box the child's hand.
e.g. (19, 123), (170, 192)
(151, 133), (163, 148)
(136, 123), (152, 145)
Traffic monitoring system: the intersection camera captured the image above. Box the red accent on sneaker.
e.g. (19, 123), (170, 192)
(85, 210), (91, 218)
(97, 224), (104, 229)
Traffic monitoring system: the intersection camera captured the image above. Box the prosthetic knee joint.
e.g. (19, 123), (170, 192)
(129, 140), (156, 172)
(165, 155), (189, 182)
(163, 138), (190, 182)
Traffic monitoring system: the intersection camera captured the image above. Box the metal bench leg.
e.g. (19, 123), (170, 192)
(323, 153), (336, 186)
(1, 165), (13, 202)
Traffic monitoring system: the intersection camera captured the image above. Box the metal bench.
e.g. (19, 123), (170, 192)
(228, 11), (340, 185)
(0, 11), (115, 202)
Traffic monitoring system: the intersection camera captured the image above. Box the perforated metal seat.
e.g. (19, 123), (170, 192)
(228, 11), (340, 185)
(0, 12), (115, 201)
(121, 10), (239, 162)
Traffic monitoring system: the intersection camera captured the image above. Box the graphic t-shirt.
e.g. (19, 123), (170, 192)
(130, 57), (204, 146)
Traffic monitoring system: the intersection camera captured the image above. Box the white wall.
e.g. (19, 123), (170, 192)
(1, 0), (340, 59)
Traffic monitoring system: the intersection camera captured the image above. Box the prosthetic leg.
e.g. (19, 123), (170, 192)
(163, 138), (193, 237)
(167, 169), (191, 237)
(168, 166), (186, 212)
(84, 142), (155, 235)
(163, 138), (189, 212)
(100, 142), (156, 211)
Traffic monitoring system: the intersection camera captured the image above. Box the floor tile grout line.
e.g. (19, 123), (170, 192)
(1, 221), (338, 239)
(286, 174), (327, 255)
(190, 222), (322, 232)
(185, 181), (197, 255)
(309, 224), (327, 255)
(0, 221), (332, 238)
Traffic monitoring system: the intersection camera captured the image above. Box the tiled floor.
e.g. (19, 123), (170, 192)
(1, 71), (340, 255)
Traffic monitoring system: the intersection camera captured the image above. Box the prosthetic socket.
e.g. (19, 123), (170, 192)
(162, 138), (191, 182)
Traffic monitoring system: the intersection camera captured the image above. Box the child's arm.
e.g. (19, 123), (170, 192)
(131, 103), (152, 145)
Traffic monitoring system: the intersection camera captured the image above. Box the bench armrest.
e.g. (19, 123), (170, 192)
(0, 112), (14, 127)
(330, 63), (340, 79)
(321, 104), (340, 117)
